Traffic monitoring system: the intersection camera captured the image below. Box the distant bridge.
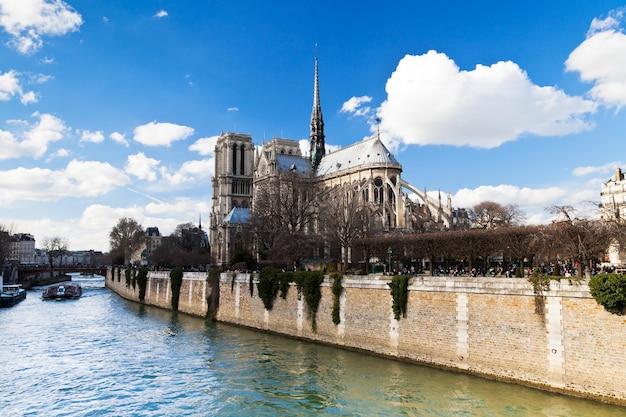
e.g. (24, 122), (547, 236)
(16, 266), (109, 284)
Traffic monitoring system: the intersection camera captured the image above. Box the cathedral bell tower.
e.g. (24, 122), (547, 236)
(310, 55), (325, 170)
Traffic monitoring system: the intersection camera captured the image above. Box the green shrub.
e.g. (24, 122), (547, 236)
(125, 268), (131, 287)
(388, 275), (410, 320)
(589, 273), (626, 315)
(137, 268), (149, 302)
(331, 273), (343, 325)
(258, 267), (281, 310)
(301, 271), (324, 331)
(170, 267), (184, 311)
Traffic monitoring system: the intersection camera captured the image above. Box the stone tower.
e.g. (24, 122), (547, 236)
(210, 132), (255, 266)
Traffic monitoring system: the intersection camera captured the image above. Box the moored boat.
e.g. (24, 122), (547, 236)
(42, 282), (82, 300)
(0, 275), (27, 308)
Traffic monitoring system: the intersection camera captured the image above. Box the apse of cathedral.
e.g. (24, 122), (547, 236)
(209, 57), (466, 267)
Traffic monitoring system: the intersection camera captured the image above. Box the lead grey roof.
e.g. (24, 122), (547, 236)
(222, 207), (250, 225)
(276, 154), (312, 174)
(315, 136), (401, 177)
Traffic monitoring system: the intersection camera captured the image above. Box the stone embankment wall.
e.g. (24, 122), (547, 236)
(106, 270), (626, 405)
(106, 270), (210, 317)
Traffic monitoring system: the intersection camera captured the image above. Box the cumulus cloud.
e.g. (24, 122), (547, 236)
(133, 121), (194, 146)
(341, 96), (372, 117)
(0, 159), (130, 205)
(0, 112), (68, 159)
(79, 129), (104, 143)
(125, 152), (160, 182)
(566, 9), (626, 109)
(376, 51), (597, 150)
(189, 135), (218, 156)
(154, 10), (168, 18)
(109, 131), (129, 146)
(0, 0), (83, 54)
(0, 70), (37, 104)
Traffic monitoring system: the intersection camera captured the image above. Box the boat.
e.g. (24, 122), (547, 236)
(42, 282), (82, 300)
(0, 275), (27, 308)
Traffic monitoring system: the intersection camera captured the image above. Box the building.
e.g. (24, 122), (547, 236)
(9, 233), (36, 265)
(210, 57), (461, 267)
(600, 167), (626, 264)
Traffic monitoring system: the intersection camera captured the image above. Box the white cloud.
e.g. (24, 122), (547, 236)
(154, 10), (168, 18)
(227, 107), (239, 112)
(377, 51), (597, 150)
(0, 159), (130, 205)
(0, 112), (68, 160)
(110, 131), (129, 146)
(125, 152), (160, 182)
(159, 158), (213, 185)
(0, 0), (83, 54)
(572, 161), (622, 177)
(189, 135), (218, 156)
(133, 121), (194, 147)
(566, 10), (626, 109)
(0, 70), (37, 104)
(341, 96), (372, 117)
(79, 129), (104, 143)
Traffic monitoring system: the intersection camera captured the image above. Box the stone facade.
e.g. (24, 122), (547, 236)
(107, 270), (626, 405)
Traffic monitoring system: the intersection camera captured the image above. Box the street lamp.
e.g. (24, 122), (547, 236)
(387, 246), (392, 275)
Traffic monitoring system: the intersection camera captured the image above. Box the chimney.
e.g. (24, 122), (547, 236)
(616, 168), (623, 182)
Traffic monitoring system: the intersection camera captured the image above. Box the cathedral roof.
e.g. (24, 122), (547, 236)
(315, 136), (401, 177)
(222, 207), (250, 225)
(276, 154), (312, 174)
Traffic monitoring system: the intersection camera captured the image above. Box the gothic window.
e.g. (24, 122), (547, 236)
(374, 177), (383, 205)
(240, 145), (245, 175)
(388, 185), (395, 205)
(232, 144), (238, 174)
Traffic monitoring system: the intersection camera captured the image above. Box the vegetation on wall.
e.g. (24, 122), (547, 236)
(117, 267), (121, 282)
(125, 268), (131, 287)
(136, 267), (148, 302)
(131, 268), (137, 290)
(206, 269), (221, 321)
(589, 273), (626, 315)
(294, 271), (325, 331)
(257, 267), (281, 310)
(170, 267), (184, 311)
(388, 275), (410, 320)
(528, 267), (551, 316)
(331, 273), (343, 325)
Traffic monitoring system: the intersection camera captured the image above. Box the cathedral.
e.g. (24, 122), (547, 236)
(210, 57), (466, 267)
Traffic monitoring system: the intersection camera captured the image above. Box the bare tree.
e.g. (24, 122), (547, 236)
(468, 201), (525, 229)
(319, 183), (372, 271)
(0, 223), (14, 264)
(545, 205), (615, 277)
(41, 236), (69, 268)
(109, 217), (146, 265)
(251, 170), (322, 267)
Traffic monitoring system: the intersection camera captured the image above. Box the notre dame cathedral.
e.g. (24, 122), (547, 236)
(209, 57), (466, 267)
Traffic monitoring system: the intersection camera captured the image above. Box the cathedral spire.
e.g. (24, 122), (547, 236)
(310, 51), (325, 170)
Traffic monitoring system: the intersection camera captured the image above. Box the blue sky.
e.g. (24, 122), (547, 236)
(1, 0), (626, 252)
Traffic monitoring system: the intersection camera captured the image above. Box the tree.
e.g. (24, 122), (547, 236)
(41, 236), (69, 268)
(319, 183), (372, 272)
(109, 217), (146, 265)
(251, 170), (323, 267)
(0, 223), (14, 264)
(468, 201), (525, 229)
(545, 205), (615, 277)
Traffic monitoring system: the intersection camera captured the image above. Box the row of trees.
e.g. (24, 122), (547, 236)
(356, 206), (623, 277)
(109, 217), (209, 267)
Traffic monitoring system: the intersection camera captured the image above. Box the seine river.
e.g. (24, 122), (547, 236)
(1, 275), (624, 416)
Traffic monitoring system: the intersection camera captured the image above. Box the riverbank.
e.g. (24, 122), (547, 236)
(106, 269), (626, 406)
